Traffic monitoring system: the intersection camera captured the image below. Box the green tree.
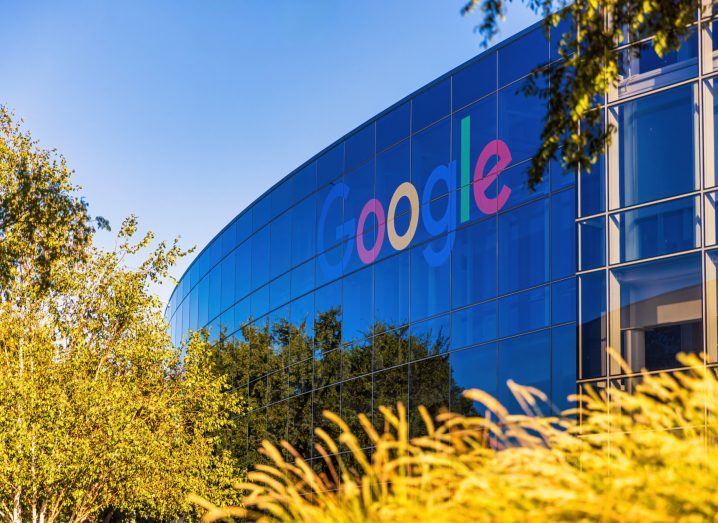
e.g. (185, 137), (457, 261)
(0, 108), (244, 522)
(462, 0), (703, 187)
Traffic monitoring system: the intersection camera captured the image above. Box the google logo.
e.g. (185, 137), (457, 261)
(318, 116), (512, 279)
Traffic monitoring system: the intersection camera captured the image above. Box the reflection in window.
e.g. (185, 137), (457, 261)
(612, 84), (697, 209)
(450, 344), (498, 416)
(374, 251), (409, 328)
(579, 217), (606, 271)
(451, 300), (497, 350)
(376, 140), (410, 205)
(579, 270), (607, 379)
(412, 119), (450, 191)
(498, 285), (550, 338)
(409, 355), (450, 436)
(498, 80), (546, 165)
(453, 53), (496, 110)
(452, 218), (497, 308)
(498, 198), (549, 294)
(614, 195), (700, 263)
(613, 253), (703, 373)
(498, 330), (550, 414)
(410, 238), (450, 321)
(498, 26), (549, 87)
(580, 155), (605, 217)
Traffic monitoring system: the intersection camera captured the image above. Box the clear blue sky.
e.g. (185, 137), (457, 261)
(0, 0), (538, 304)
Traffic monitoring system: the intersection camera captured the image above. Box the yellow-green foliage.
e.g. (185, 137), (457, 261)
(196, 354), (718, 522)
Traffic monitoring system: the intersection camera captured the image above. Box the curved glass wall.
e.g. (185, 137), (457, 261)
(169, 12), (718, 465)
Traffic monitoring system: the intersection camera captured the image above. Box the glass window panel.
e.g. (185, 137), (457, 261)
(198, 249), (210, 278)
(410, 313), (450, 360)
(316, 183), (345, 256)
(271, 179), (293, 220)
(613, 83), (697, 209)
(550, 158), (575, 191)
(189, 285), (198, 331)
(616, 29), (698, 98)
(252, 195), (271, 232)
(373, 366), (408, 432)
(208, 265), (221, 322)
(451, 300), (497, 350)
(550, 13), (575, 61)
(409, 355), (450, 437)
(579, 155), (605, 216)
(314, 348), (341, 388)
(314, 280), (342, 354)
(250, 285), (270, 320)
(291, 194), (317, 265)
(208, 239), (222, 268)
(375, 140), (410, 206)
(374, 251), (409, 328)
(221, 220), (237, 257)
(614, 195), (700, 264)
(377, 102), (410, 152)
(286, 393), (313, 458)
(452, 218), (497, 308)
(265, 400), (287, 448)
(498, 198), (549, 294)
(498, 27), (549, 87)
(290, 258), (315, 300)
(373, 327), (408, 371)
(234, 240), (251, 301)
(551, 323), (577, 413)
(579, 217), (606, 271)
(579, 270), (607, 379)
(198, 275), (209, 328)
(291, 162), (317, 204)
(220, 251), (236, 312)
(313, 385), (340, 441)
(551, 188), (576, 279)
(552, 278), (576, 325)
(498, 330), (551, 414)
(498, 79), (546, 166)
(269, 273), (291, 312)
(236, 211), (252, 246)
(270, 211), (292, 280)
(453, 53), (497, 110)
(251, 226), (270, 290)
(343, 375), (374, 448)
(412, 78), (450, 131)
(234, 297), (251, 329)
(450, 343), (498, 416)
(410, 237), (451, 321)
(613, 253), (703, 373)
(501, 161), (548, 210)
(343, 160), (374, 226)
(342, 266), (373, 343)
(346, 123), (375, 171)
(498, 284), (550, 338)
(412, 119), (450, 192)
(317, 142), (345, 189)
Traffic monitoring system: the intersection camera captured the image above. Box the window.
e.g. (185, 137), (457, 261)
(498, 284), (550, 338)
(551, 188), (576, 279)
(580, 156), (605, 217)
(451, 300), (497, 350)
(412, 119), (450, 192)
(291, 194), (316, 266)
(270, 211), (292, 280)
(376, 140), (410, 205)
(551, 324), (576, 413)
(498, 198), (549, 294)
(291, 162), (317, 204)
(251, 226), (270, 290)
(612, 253), (703, 373)
(498, 330), (550, 414)
(450, 344), (498, 416)
(374, 251), (409, 327)
(290, 258), (315, 300)
(317, 143), (344, 188)
(613, 195), (700, 264)
(453, 53), (497, 110)
(498, 75), (546, 166)
(579, 270), (607, 379)
(346, 124), (374, 171)
(498, 27), (549, 87)
(410, 313), (450, 360)
(377, 102), (410, 152)
(451, 218), (497, 308)
(342, 266), (373, 343)
(234, 239), (252, 301)
(552, 278), (576, 325)
(611, 84), (698, 209)
(579, 217), (606, 271)
(409, 356), (450, 436)
(413, 78), (450, 131)
(410, 237), (450, 321)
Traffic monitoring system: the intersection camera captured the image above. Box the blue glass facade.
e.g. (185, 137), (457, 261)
(168, 13), (718, 465)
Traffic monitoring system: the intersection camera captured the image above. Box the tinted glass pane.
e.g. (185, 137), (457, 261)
(498, 284), (550, 338)
(373, 366), (408, 431)
(579, 270), (606, 379)
(451, 300), (497, 350)
(410, 313), (450, 360)
(346, 124), (375, 171)
(498, 330), (550, 414)
(269, 273), (290, 312)
(551, 323), (577, 413)
(498, 27), (549, 87)
(498, 198), (549, 294)
(253, 196), (271, 232)
(450, 343), (498, 415)
(374, 327), (408, 371)
(343, 161), (374, 227)
(453, 53), (497, 110)
(375, 140), (410, 206)
(501, 161), (548, 210)
(452, 218), (497, 308)
(377, 102), (410, 152)
(412, 78), (450, 131)
(579, 217), (605, 271)
(412, 119), (450, 191)
(220, 252), (236, 312)
(613, 253), (702, 373)
(270, 211), (292, 280)
(551, 188), (576, 279)
(271, 179), (293, 220)
(498, 80), (546, 166)
(615, 195), (700, 263)
(342, 266), (373, 343)
(579, 156), (605, 216)
(552, 278), (576, 325)
(410, 237), (450, 321)
(317, 143), (345, 188)
(291, 162), (317, 203)
(251, 226), (270, 290)
(614, 84), (697, 208)
(234, 240), (251, 301)
(409, 355), (450, 436)
(291, 194), (317, 265)
(374, 251), (409, 327)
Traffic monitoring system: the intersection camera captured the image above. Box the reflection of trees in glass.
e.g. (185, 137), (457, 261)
(211, 307), (480, 467)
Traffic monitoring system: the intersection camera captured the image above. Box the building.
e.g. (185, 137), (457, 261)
(167, 14), (717, 465)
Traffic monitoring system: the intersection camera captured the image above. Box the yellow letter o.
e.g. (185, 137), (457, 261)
(387, 182), (419, 250)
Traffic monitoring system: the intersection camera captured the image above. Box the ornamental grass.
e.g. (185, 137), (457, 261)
(193, 352), (718, 522)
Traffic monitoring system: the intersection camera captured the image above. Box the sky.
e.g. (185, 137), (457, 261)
(0, 0), (539, 305)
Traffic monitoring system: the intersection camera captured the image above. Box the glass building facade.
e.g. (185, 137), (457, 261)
(167, 12), (718, 465)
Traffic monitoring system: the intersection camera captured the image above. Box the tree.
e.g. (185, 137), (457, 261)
(461, 0), (703, 187)
(0, 108), (244, 522)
